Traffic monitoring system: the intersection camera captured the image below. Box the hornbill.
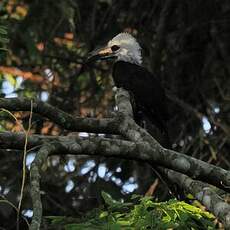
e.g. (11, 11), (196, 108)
(87, 33), (170, 147)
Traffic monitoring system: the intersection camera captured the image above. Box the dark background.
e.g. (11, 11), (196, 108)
(0, 0), (229, 229)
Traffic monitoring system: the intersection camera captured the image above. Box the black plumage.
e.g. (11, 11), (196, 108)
(113, 61), (170, 146)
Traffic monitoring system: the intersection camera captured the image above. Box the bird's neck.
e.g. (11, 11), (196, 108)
(115, 58), (142, 66)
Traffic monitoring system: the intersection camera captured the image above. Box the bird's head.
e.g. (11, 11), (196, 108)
(86, 33), (142, 65)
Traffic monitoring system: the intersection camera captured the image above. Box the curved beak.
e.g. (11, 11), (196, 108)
(86, 46), (116, 63)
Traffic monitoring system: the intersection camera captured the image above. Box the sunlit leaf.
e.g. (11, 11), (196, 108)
(47, 194), (216, 229)
(5, 73), (16, 87)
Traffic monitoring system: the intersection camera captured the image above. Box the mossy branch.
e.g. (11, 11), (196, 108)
(0, 89), (230, 228)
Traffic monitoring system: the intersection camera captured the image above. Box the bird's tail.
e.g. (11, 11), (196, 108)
(137, 114), (171, 148)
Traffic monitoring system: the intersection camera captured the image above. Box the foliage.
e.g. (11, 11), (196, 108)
(46, 192), (215, 230)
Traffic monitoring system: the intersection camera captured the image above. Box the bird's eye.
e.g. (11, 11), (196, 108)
(111, 45), (120, 52)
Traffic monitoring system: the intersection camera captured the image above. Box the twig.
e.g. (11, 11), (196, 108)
(0, 108), (31, 229)
(0, 196), (30, 228)
(17, 100), (33, 230)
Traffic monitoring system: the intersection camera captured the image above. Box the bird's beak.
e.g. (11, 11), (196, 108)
(86, 46), (116, 63)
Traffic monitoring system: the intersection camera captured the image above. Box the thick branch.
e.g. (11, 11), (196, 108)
(1, 90), (230, 227)
(114, 88), (230, 226)
(114, 89), (230, 192)
(29, 139), (138, 229)
(0, 131), (137, 155)
(115, 88), (134, 118)
(28, 138), (230, 228)
(161, 168), (230, 228)
(30, 144), (62, 230)
(0, 98), (119, 134)
(2, 131), (230, 193)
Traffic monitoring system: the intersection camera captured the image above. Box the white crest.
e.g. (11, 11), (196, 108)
(108, 33), (142, 65)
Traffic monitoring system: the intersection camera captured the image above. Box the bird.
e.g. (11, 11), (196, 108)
(86, 33), (170, 147)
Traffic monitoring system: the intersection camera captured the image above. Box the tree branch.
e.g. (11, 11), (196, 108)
(114, 88), (230, 227)
(114, 89), (230, 193)
(30, 144), (60, 230)
(115, 88), (134, 118)
(27, 137), (230, 228)
(1, 89), (230, 228)
(1, 90), (230, 193)
(161, 168), (230, 228)
(0, 98), (119, 134)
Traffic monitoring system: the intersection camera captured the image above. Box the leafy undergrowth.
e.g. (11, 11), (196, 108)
(46, 191), (215, 230)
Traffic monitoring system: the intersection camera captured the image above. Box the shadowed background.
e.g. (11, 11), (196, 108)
(0, 0), (229, 228)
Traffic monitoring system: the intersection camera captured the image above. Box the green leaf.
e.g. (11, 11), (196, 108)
(110, 223), (121, 230)
(101, 191), (117, 206)
(99, 211), (108, 218)
(45, 195), (215, 230)
(0, 27), (7, 35)
(0, 37), (9, 43)
(5, 74), (17, 87)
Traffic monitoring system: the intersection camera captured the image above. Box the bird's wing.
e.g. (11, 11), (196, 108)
(113, 61), (169, 123)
